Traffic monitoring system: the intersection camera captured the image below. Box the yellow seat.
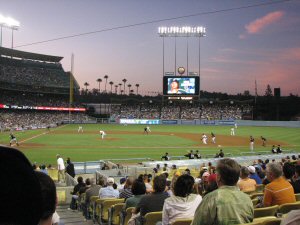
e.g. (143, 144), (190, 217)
(172, 218), (192, 225)
(110, 203), (125, 225)
(278, 201), (300, 214)
(48, 169), (58, 181)
(252, 198), (259, 207)
(96, 198), (124, 224)
(123, 207), (135, 225)
(144, 211), (162, 225)
(254, 205), (278, 218)
(253, 216), (277, 223)
(244, 190), (256, 195)
(89, 196), (99, 222)
(56, 190), (66, 204)
(251, 193), (264, 199)
(256, 184), (265, 193)
(295, 194), (300, 201)
(262, 218), (282, 225)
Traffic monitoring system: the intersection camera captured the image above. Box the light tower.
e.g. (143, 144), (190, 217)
(0, 14), (20, 48)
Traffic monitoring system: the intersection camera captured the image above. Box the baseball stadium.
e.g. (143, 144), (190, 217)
(1, 1), (300, 225)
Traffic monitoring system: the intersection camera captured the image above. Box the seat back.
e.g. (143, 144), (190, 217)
(252, 198), (259, 208)
(172, 218), (192, 225)
(254, 205), (278, 218)
(124, 207), (135, 225)
(256, 184), (265, 193)
(144, 211), (163, 225)
(48, 169), (58, 181)
(89, 196), (99, 222)
(295, 194), (300, 202)
(111, 203), (125, 225)
(95, 198), (116, 222)
(102, 199), (125, 222)
(262, 218), (282, 225)
(278, 201), (300, 214)
(56, 189), (66, 204)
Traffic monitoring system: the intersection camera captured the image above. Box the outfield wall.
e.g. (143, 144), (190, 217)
(118, 119), (300, 127)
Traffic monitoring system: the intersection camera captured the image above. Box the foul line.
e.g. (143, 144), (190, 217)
(19, 124), (68, 144)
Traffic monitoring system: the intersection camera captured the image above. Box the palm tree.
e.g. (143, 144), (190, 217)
(84, 82), (89, 91)
(135, 84), (140, 95)
(118, 83), (122, 94)
(96, 78), (102, 93)
(109, 81), (114, 93)
(114, 85), (118, 94)
(104, 75), (109, 93)
(122, 79), (127, 94)
(127, 84), (132, 94)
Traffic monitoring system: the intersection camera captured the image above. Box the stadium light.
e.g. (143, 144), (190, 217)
(158, 26), (206, 37)
(0, 14), (20, 48)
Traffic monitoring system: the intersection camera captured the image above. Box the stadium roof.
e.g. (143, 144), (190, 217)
(0, 46), (63, 62)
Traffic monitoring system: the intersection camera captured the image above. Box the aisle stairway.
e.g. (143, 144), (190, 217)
(56, 205), (94, 225)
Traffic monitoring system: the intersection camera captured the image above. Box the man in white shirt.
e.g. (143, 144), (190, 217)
(56, 154), (65, 183)
(99, 177), (119, 198)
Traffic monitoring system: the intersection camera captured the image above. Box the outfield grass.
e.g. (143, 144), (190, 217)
(0, 124), (299, 165)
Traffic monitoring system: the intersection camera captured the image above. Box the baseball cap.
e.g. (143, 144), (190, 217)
(107, 177), (115, 184)
(202, 172), (210, 177)
(208, 174), (217, 183)
(248, 166), (256, 174)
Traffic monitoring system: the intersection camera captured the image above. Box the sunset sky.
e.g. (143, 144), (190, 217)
(1, 0), (300, 96)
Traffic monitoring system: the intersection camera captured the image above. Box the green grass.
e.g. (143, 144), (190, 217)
(0, 124), (299, 165)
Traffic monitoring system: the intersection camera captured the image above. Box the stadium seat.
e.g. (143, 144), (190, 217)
(254, 205), (279, 218)
(295, 193), (300, 201)
(89, 196), (99, 223)
(244, 190), (256, 195)
(256, 184), (265, 192)
(252, 198), (259, 207)
(262, 218), (282, 225)
(278, 201), (300, 214)
(171, 218), (192, 225)
(95, 198), (124, 224)
(110, 203), (125, 225)
(251, 193), (264, 199)
(253, 216), (277, 224)
(144, 211), (163, 225)
(47, 169), (58, 181)
(56, 189), (66, 204)
(78, 193), (86, 211)
(123, 207), (135, 225)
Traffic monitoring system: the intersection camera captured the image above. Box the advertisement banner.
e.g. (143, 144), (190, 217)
(161, 120), (178, 125)
(120, 119), (160, 125)
(0, 103), (86, 112)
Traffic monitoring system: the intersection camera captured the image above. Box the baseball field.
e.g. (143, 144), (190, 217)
(0, 124), (299, 165)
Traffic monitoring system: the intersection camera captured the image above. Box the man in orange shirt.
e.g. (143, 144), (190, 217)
(263, 163), (296, 207)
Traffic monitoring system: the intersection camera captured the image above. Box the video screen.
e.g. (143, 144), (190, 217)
(163, 76), (199, 95)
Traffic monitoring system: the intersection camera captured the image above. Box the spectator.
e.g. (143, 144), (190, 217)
(56, 154), (65, 183)
(65, 157), (75, 178)
(204, 174), (218, 196)
(291, 165), (300, 193)
(40, 164), (48, 175)
(192, 158), (254, 225)
(35, 171), (58, 225)
(143, 174), (153, 193)
(162, 174), (202, 225)
(0, 146), (43, 225)
(238, 166), (257, 192)
(99, 177), (119, 198)
(69, 176), (86, 210)
(119, 177), (134, 199)
(248, 166), (262, 184)
(280, 209), (300, 225)
(123, 179), (146, 210)
(263, 163), (296, 207)
(135, 174), (169, 217)
(83, 178), (102, 219)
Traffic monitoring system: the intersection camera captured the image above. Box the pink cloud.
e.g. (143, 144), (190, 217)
(245, 11), (284, 34)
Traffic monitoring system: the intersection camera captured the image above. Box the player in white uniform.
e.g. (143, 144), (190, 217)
(230, 128), (235, 136)
(100, 130), (106, 139)
(146, 126), (151, 132)
(211, 132), (216, 144)
(9, 133), (19, 146)
(78, 126), (83, 133)
(201, 133), (207, 144)
(250, 136), (254, 151)
(234, 123), (238, 129)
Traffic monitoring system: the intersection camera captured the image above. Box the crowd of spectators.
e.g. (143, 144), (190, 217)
(110, 104), (251, 120)
(0, 57), (70, 88)
(0, 110), (88, 130)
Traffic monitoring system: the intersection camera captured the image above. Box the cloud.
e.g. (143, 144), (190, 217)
(239, 11), (284, 39)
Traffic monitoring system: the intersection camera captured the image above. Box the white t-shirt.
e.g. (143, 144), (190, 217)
(57, 157), (65, 170)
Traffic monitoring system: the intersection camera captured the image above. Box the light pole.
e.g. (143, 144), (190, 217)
(0, 15), (20, 48)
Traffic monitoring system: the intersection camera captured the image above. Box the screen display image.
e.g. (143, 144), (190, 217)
(163, 76), (199, 95)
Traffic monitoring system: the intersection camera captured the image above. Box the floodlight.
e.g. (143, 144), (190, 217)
(158, 26), (206, 37)
(0, 15), (20, 29)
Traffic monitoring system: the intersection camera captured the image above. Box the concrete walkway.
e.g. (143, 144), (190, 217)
(56, 205), (94, 225)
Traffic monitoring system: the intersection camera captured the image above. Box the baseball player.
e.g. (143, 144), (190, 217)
(100, 130), (106, 139)
(9, 133), (19, 146)
(78, 126), (83, 133)
(230, 127), (235, 136)
(250, 136), (255, 151)
(211, 132), (216, 144)
(144, 126), (151, 135)
(235, 123), (238, 129)
(201, 133), (208, 144)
